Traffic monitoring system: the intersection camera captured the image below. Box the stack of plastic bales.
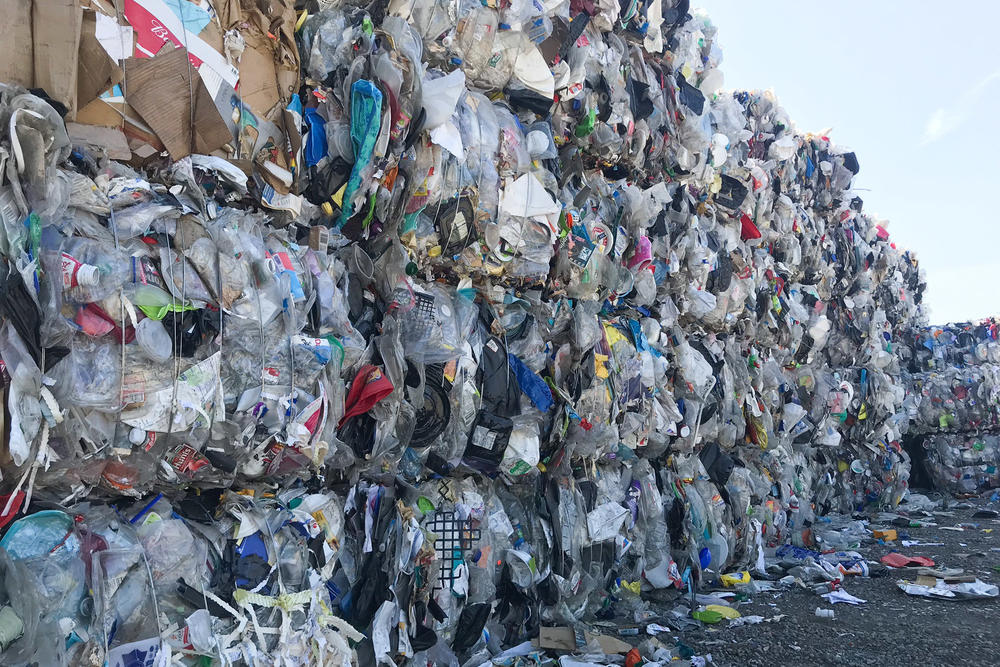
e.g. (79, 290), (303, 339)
(919, 432), (1000, 494)
(0, 0), (929, 664)
(903, 321), (1000, 493)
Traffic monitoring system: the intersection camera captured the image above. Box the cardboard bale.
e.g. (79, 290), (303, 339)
(0, 0), (34, 89)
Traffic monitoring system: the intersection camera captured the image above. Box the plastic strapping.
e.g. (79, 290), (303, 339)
(106, 193), (128, 451)
(138, 545), (165, 642)
(1, 462), (31, 517)
(254, 226), (268, 405)
(39, 386), (63, 425)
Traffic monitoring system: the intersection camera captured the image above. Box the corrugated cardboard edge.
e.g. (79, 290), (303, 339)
(34, 0), (84, 118)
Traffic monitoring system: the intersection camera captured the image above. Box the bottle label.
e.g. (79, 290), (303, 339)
(170, 444), (210, 475)
(60, 253), (81, 288)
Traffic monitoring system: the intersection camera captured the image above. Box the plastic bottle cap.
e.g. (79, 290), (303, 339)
(129, 428), (146, 445)
(76, 264), (100, 286)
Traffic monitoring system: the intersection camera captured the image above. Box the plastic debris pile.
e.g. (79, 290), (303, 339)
(918, 432), (1000, 494)
(903, 320), (1000, 493)
(904, 321), (1000, 432)
(0, 0), (929, 664)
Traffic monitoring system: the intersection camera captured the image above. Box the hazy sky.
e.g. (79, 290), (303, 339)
(696, 0), (1000, 324)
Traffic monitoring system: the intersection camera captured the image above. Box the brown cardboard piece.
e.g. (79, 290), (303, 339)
(309, 226), (330, 253)
(236, 27), (281, 120)
(0, 0), (34, 89)
(537, 626), (579, 651)
(33, 0), (84, 117)
(535, 627), (633, 654)
(217, 0), (300, 182)
(66, 122), (131, 160)
(77, 11), (124, 111)
(235, 2), (300, 116)
(74, 97), (165, 155)
(210, 0), (244, 33)
(593, 634), (633, 654)
(123, 47), (233, 160)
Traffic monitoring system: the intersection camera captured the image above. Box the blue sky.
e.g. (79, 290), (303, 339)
(697, 0), (1000, 324)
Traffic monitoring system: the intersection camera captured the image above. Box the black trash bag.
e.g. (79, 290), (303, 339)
(478, 335), (520, 417)
(161, 308), (219, 358)
(410, 623), (438, 652)
(339, 412), (377, 458)
(174, 487), (223, 524)
(0, 266), (41, 366)
(462, 411), (512, 475)
(505, 87), (554, 115)
(409, 363), (451, 448)
(350, 548), (390, 629)
(715, 174), (749, 210)
(699, 442), (735, 486)
(842, 152), (860, 175)
(451, 602), (491, 653)
(675, 73), (705, 115)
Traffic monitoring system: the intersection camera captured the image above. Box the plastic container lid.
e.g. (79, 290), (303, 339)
(76, 264), (100, 286)
(707, 533), (729, 569)
(135, 317), (172, 363)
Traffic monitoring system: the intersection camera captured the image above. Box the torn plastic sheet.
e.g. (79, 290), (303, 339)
(897, 579), (1000, 600)
(120, 352), (225, 432)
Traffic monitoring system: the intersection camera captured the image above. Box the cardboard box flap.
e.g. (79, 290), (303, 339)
(33, 0), (84, 117)
(66, 122), (131, 160)
(124, 47), (232, 159)
(78, 12), (124, 111)
(210, 0), (243, 31)
(0, 0), (34, 89)
(535, 627), (633, 655)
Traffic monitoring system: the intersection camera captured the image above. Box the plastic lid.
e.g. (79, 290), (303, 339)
(135, 317), (172, 363)
(76, 264), (100, 286)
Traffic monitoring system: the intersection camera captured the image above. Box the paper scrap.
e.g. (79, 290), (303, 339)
(95, 11), (133, 62)
(821, 590), (867, 605)
(586, 502), (629, 542)
(429, 121), (464, 159)
(163, 0), (211, 34)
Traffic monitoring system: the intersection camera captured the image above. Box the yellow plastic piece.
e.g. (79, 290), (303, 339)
(705, 604), (741, 619)
(720, 571), (750, 587)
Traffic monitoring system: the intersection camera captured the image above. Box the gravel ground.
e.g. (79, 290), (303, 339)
(682, 495), (1000, 667)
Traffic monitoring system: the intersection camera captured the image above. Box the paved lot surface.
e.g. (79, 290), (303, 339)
(681, 495), (1000, 666)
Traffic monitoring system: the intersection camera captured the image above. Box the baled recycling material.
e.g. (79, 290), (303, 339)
(903, 321), (1000, 494)
(0, 0), (934, 665)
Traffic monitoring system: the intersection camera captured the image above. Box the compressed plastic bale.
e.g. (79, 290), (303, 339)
(0, 0), (950, 662)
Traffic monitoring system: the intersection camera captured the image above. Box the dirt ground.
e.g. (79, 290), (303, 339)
(681, 494), (1000, 667)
